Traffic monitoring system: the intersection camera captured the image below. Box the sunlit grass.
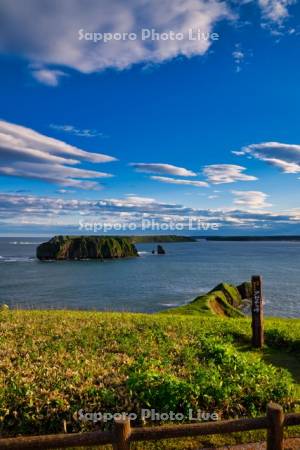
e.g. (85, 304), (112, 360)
(0, 309), (299, 444)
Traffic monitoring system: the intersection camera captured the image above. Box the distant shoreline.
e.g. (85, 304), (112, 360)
(1, 234), (300, 242)
(200, 236), (300, 242)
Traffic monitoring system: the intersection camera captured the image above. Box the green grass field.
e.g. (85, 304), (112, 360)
(0, 307), (300, 448)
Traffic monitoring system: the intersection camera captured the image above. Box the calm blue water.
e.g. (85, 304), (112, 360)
(0, 237), (299, 317)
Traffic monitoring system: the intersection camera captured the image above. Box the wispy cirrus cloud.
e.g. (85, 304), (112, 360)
(232, 190), (272, 209)
(203, 164), (257, 184)
(234, 141), (300, 173)
(258, 0), (296, 23)
(130, 163), (197, 177)
(232, 150), (247, 156)
(150, 176), (209, 187)
(0, 120), (116, 189)
(50, 124), (107, 138)
(232, 43), (246, 72)
(30, 68), (67, 86)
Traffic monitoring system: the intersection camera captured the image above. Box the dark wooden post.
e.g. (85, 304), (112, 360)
(113, 418), (131, 450)
(267, 403), (284, 450)
(251, 275), (264, 348)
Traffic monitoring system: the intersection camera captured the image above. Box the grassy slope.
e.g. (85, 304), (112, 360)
(163, 283), (245, 318)
(0, 309), (300, 450)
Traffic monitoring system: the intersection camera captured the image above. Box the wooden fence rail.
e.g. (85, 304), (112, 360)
(0, 403), (299, 450)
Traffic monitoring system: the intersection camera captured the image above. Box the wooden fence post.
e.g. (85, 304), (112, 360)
(113, 418), (131, 450)
(251, 275), (264, 348)
(267, 403), (284, 450)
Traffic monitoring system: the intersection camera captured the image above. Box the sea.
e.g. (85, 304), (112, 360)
(0, 237), (299, 318)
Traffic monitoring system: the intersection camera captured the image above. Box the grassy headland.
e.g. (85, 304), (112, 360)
(0, 279), (299, 448)
(163, 282), (250, 318)
(0, 306), (299, 447)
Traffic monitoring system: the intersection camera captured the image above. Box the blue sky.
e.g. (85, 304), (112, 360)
(0, 0), (300, 235)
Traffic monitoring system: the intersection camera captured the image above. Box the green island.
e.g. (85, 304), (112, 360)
(36, 235), (194, 260)
(1, 278), (300, 449)
(36, 235), (139, 260)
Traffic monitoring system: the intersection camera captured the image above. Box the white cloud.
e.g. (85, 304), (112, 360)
(258, 0), (295, 23)
(0, 162), (113, 190)
(236, 141), (300, 173)
(0, 120), (116, 189)
(232, 150), (246, 156)
(57, 189), (75, 194)
(232, 50), (245, 61)
(50, 124), (106, 138)
(203, 164), (257, 184)
(0, 0), (231, 80)
(0, 1), (295, 85)
(0, 120), (116, 163)
(150, 176), (209, 187)
(130, 163), (197, 176)
(31, 68), (67, 86)
(260, 157), (300, 173)
(232, 44), (245, 72)
(232, 190), (272, 209)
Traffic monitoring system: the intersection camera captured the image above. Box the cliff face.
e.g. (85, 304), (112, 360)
(37, 236), (139, 260)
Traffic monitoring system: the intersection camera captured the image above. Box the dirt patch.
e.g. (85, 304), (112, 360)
(209, 298), (226, 316)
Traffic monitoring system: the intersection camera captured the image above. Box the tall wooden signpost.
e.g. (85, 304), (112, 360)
(251, 275), (264, 348)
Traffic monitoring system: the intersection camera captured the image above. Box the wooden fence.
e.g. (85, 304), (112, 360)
(0, 403), (299, 450)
